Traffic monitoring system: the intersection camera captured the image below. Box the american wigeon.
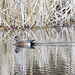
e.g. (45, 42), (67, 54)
(14, 36), (35, 49)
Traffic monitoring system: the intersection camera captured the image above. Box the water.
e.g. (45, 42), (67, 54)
(0, 27), (75, 75)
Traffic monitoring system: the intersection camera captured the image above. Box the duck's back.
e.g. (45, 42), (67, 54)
(16, 41), (31, 48)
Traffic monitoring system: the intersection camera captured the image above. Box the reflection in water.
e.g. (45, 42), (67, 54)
(0, 28), (75, 75)
(14, 47), (20, 53)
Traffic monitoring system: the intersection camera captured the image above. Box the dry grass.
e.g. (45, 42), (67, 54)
(0, 0), (75, 42)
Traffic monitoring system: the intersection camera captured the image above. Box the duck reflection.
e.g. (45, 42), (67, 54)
(14, 47), (20, 53)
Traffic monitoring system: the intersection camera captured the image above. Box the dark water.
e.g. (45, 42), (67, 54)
(0, 28), (75, 75)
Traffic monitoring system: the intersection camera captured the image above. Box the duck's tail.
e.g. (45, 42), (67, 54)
(30, 40), (35, 49)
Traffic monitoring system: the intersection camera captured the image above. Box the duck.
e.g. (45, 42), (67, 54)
(13, 36), (35, 49)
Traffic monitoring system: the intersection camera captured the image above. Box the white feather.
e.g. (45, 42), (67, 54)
(27, 43), (31, 47)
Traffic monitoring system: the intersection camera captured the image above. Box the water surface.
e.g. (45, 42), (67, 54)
(0, 28), (75, 75)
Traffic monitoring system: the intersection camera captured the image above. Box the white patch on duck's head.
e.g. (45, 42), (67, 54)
(27, 43), (31, 47)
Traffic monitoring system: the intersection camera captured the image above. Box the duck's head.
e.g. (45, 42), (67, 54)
(14, 36), (20, 42)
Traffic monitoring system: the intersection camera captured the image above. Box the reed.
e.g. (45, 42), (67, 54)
(0, 0), (74, 36)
